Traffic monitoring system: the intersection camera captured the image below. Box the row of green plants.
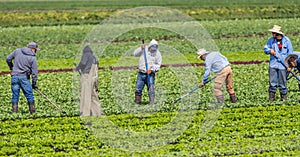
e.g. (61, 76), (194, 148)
(1, 0), (298, 10)
(1, 104), (299, 156)
(0, 18), (300, 69)
(1, 0), (299, 27)
(1, 18), (300, 45)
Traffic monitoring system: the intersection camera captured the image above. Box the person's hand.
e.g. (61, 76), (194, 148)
(270, 49), (276, 56)
(200, 82), (205, 87)
(141, 44), (146, 49)
(146, 70), (152, 74)
(32, 81), (38, 89)
(287, 67), (291, 72)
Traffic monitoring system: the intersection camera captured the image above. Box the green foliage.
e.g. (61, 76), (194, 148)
(1, 1), (300, 156)
(0, 105), (299, 156)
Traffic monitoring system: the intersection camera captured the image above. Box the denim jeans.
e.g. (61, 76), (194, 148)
(11, 75), (34, 103)
(268, 68), (287, 94)
(135, 72), (155, 97)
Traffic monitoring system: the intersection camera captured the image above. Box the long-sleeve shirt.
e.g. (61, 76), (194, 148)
(134, 46), (162, 73)
(202, 52), (230, 83)
(264, 36), (294, 70)
(6, 48), (38, 83)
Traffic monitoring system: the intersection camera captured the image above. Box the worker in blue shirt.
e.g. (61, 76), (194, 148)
(197, 48), (237, 103)
(264, 25), (294, 101)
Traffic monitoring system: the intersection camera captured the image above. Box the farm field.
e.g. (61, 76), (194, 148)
(0, 0), (300, 156)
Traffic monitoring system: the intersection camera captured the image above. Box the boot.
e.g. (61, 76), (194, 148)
(280, 93), (287, 101)
(149, 95), (155, 104)
(269, 92), (275, 102)
(28, 102), (36, 114)
(216, 95), (224, 103)
(134, 94), (141, 105)
(12, 102), (18, 113)
(229, 93), (237, 103)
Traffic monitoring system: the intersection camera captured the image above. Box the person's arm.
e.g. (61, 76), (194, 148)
(264, 38), (275, 55)
(285, 37), (294, 54)
(6, 51), (15, 70)
(153, 51), (162, 72)
(76, 54), (88, 71)
(31, 58), (38, 89)
(202, 64), (211, 83)
(133, 46), (144, 57)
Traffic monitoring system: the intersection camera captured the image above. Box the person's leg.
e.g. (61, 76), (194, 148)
(135, 72), (146, 104)
(90, 87), (102, 116)
(11, 75), (20, 113)
(278, 69), (287, 100)
(20, 76), (35, 114)
(147, 73), (155, 104)
(268, 68), (278, 101)
(225, 67), (237, 103)
(214, 69), (227, 103)
(80, 74), (92, 116)
(90, 69), (102, 116)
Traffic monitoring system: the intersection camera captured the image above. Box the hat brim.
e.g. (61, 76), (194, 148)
(284, 54), (298, 67)
(269, 29), (284, 35)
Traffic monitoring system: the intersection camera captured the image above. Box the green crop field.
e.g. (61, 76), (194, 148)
(0, 0), (299, 156)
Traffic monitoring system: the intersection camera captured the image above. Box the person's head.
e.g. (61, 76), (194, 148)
(269, 25), (284, 39)
(83, 45), (93, 54)
(148, 39), (158, 53)
(27, 42), (40, 53)
(197, 48), (208, 61)
(287, 55), (297, 67)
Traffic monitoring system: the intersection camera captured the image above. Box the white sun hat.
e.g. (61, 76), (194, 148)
(268, 25), (284, 35)
(197, 48), (208, 58)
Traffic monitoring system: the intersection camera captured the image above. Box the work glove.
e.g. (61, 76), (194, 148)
(32, 81), (38, 89)
(146, 69), (152, 74)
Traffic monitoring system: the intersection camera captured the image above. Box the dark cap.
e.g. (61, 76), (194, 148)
(28, 42), (40, 50)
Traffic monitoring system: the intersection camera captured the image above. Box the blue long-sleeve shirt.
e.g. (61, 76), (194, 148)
(264, 36), (294, 70)
(202, 52), (230, 83)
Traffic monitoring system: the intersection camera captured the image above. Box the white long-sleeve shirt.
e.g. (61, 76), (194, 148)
(134, 46), (162, 73)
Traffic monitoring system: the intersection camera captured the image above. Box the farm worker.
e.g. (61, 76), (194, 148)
(197, 48), (237, 103)
(285, 54), (300, 91)
(264, 25), (294, 101)
(6, 42), (39, 114)
(76, 45), (102, 116)
(134, 39), (162, 104)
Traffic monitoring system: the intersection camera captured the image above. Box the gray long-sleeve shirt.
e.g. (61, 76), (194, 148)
(134, 46), (162, 73)
(6, 48), (38, 83)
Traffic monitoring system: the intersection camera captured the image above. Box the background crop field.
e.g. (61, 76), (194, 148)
(0, 0), (299, 156)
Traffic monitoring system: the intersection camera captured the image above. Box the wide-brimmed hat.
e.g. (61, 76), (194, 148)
(197, 48), (208, 58)
(268, 25), (284, 35)
(284, 54), (298, 67)
(28, 42), (40, 50)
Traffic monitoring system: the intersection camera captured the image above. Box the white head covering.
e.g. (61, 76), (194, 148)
(148, 39), (158, 47)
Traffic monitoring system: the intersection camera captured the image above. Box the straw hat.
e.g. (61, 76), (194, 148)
(284, 54), (298, 67)
(268, 25), (284, 35)
(197, 48), (208, 58)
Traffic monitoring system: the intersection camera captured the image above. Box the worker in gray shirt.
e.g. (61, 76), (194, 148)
(6, 42), (40, 114)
